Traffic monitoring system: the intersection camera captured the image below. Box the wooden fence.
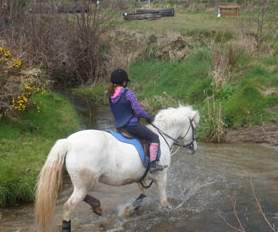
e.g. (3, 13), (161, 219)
(217, 3), (240, 17)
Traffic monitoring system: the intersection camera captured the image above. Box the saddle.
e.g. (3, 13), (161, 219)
(107, 129), (160, 168)
(117, 128), (150, 156)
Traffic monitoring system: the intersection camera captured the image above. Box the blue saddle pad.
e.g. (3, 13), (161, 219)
(107, 130), (149, 168)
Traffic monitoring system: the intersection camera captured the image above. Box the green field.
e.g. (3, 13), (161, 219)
(121, 11), (243, 35)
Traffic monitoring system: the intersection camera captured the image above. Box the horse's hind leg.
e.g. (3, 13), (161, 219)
(84, 194), (102, 216)
(132, 183), (147, 211)
(122, 184), (146, 217)
(132, 193), (146, 211)
(62, 168), (98, 232)
(62, 188), (86, 232)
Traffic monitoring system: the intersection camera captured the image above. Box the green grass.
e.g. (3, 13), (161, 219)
(0, 91), (80, 207)
(221, 56), (278, 127)
(128, 50), (278, 131)
(223, 81), (267, 127)
(129, 47), (212, 106)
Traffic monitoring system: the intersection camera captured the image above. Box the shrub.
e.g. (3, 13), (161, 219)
(0, 47), (46, 119)
(200, 96), (226, 143)
(1, 2), (116, 88)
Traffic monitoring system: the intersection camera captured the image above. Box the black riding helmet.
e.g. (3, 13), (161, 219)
(111, 68), (130, 85)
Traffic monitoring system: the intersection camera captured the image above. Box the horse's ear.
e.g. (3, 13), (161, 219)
(192, 111), (200, 125)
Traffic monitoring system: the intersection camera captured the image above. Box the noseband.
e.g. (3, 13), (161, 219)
(150, 118), (196, 152)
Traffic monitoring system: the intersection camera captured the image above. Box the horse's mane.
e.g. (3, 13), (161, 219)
(154, 105), (200, 129)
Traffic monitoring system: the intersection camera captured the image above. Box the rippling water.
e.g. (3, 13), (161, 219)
(1, 104), (277, 232)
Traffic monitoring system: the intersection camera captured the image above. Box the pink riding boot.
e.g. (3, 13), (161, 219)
(149, 143), (164, 173)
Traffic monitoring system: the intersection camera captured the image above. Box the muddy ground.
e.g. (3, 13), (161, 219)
(225, 123), (278, 146)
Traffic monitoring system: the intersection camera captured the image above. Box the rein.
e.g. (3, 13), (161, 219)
(150, 118), (196, 151)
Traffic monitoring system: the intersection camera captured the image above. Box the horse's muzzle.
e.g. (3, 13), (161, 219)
(187, 140), (197, 155)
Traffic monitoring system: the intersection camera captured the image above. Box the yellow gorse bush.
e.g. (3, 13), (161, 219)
(11, 58), (23, 70)
(12, 95), (28, 112)
(0, 47), (23, 71)
(0, 47), (12, 59)
(23, 81), (43, 94)
(11, 76), (45, 113)
(0, 46), (45, 117)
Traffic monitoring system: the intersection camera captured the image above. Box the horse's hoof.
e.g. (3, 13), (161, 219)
(117, 203), (136, 218)
(124, 205), (135, 217)
(132, 193), (146, 211)
(92, 206), (103, 216)
(62, 220), (71, 232)
(161, 202), (172, 211)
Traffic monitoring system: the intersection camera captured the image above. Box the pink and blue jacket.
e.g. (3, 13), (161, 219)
(109, 87), (152, 128)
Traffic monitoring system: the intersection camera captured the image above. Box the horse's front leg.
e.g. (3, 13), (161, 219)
(156, 172), (171, 209)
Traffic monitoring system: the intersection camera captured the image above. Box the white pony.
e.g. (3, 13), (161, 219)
(35, 105), (200, 232)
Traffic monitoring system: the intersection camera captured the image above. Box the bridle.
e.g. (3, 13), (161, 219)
(150, 118), (196, 153)
(139, 118), (197, 189)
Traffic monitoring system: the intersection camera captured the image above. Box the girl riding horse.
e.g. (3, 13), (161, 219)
(108, 68), (164, 173)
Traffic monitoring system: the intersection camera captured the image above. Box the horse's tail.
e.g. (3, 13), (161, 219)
(35, 138), (68, 232)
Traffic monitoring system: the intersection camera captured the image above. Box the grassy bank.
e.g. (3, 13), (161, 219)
(72, 47), (277, 141)
(0, 91), (80, 207)
(122, 9), (277, 141)
(128, 49), (278, 140)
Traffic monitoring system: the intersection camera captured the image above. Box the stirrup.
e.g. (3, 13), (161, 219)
(149, 162), (165, 173)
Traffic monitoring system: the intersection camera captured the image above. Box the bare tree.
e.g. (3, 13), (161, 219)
(1, 0), (118, 87)
(254, 0), (277, 52)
